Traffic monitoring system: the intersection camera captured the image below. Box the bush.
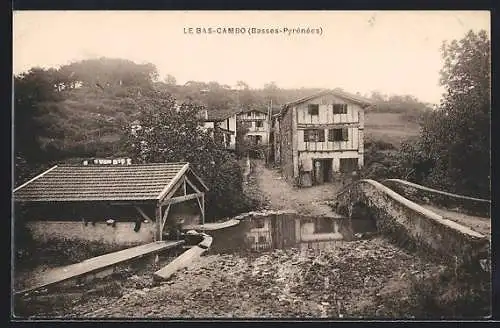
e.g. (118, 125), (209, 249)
(378, 265), (490, 319)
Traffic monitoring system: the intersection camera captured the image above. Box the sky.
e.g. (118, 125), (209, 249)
(13, 11), (490, 105)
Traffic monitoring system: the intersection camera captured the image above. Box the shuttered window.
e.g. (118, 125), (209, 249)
(308, 104), (319, 115)
(328, 128), (349, 141)
(333, 104), (348, 114)
(304, 129), (325, 142)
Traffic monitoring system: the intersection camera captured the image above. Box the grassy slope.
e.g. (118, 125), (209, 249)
(365, 112), (420, 146)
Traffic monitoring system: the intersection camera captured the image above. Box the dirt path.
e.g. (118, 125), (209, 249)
(419, 204), (491, 238)
(252, 160), (342, 217)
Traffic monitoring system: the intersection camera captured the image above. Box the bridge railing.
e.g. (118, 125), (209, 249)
(334, 179), (489, 268)
(382, 179), (491, 218)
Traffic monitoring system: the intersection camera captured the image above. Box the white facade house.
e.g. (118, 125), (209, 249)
(236, 109), (270, 146)
(274, 89), (372, 187)
(200, 109), (237, 150)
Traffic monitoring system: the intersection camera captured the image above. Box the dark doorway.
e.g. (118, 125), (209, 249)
(339, 158), (359, 173)
(313, 159), (333, 185)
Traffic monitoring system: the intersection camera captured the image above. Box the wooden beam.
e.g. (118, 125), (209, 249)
(134, 206), (152, 222)
(160, 204), (171, 236)
(157, 163), (190, 203)
(110, 201), (155, 206)
(155, 205), (162, 241)
(161, 192), (204, 206)
(160, 176), (186, 203)
(183, 177), (187, 195)
(13, 165), (59, 192)
(185, 176), (201, 193)
(297, 122), (360, 129)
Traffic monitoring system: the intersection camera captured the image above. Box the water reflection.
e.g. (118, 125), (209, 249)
(206, 212), (363, 254)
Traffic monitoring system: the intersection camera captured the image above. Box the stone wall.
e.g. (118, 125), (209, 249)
(383, 179), (491, 217)
(335, 179), (489, 266)
(26, 221), (156, 246)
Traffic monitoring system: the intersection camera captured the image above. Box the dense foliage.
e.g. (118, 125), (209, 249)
(121, 89), (255, 220)
(400, 30), (490, 198)
(360, 30), (490, 199)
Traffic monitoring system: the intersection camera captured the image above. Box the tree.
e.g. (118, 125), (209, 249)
(164, 74), (177, 85)
(14, 68), (64, 184)
(263, 81), (280, 104)
(122, 90), (253, 219)
(401, 30), (490, 198)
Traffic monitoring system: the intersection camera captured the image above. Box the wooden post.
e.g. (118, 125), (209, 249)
(155, 205), (162, 242)
(154, 204), (162, 266)
(201, 194), (205, 228)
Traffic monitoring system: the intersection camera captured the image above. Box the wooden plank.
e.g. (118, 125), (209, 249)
(153, 245), (208, 281)
(184, 219), (239, 231)
(15, 241), (184, 295)
(162, 192), (204, 206)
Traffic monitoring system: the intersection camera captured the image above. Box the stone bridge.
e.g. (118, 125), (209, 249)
(332, 179), (490, 268)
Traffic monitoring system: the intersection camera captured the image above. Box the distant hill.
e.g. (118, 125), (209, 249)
(15, 58), (432, 163)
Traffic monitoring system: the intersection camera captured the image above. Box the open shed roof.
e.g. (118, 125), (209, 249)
(13, 162), (208, 203)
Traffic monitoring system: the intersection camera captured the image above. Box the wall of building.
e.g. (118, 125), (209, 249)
(297, 127), (360, 151)
(26, 221), (156, 246)
(237, 111), (270, 146)
(278, 107), (295, 182)
(272, 116), (281, 164)
(298, 150), (362, 172)
(295, 94), (363, 126)
(245, 131), (268, 145)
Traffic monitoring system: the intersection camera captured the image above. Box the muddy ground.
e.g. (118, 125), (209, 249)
(15, 238), (444, 319)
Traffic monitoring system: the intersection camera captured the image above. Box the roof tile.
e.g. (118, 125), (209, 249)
(14, 163), (194, 202)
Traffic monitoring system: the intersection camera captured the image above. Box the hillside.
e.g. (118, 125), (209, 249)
(14, 58), (431, 168)
(365, 112), (421, 146)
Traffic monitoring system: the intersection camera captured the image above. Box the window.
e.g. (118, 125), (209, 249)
(308, 104), (319, 115)
(258, 236), (267, 244)
(333, 103), (348, 114)
(255, 135), (262, 145)
(314, 218), (334, 233)
(328, 128), (348, 141)
(247, 112), (252, 117)
(304, 129), (325, 142)
(256, 121), (263, 128)
(254, 219), (265, 229)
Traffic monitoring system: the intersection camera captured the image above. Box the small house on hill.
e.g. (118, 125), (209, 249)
(13, 162), (208, 246)
(200, 109), (237, 150)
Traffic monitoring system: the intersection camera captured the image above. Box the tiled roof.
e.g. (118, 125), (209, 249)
(281, 89), (372, 116)
(206, 110), (235, 121)
(13, 163), (206, 202)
